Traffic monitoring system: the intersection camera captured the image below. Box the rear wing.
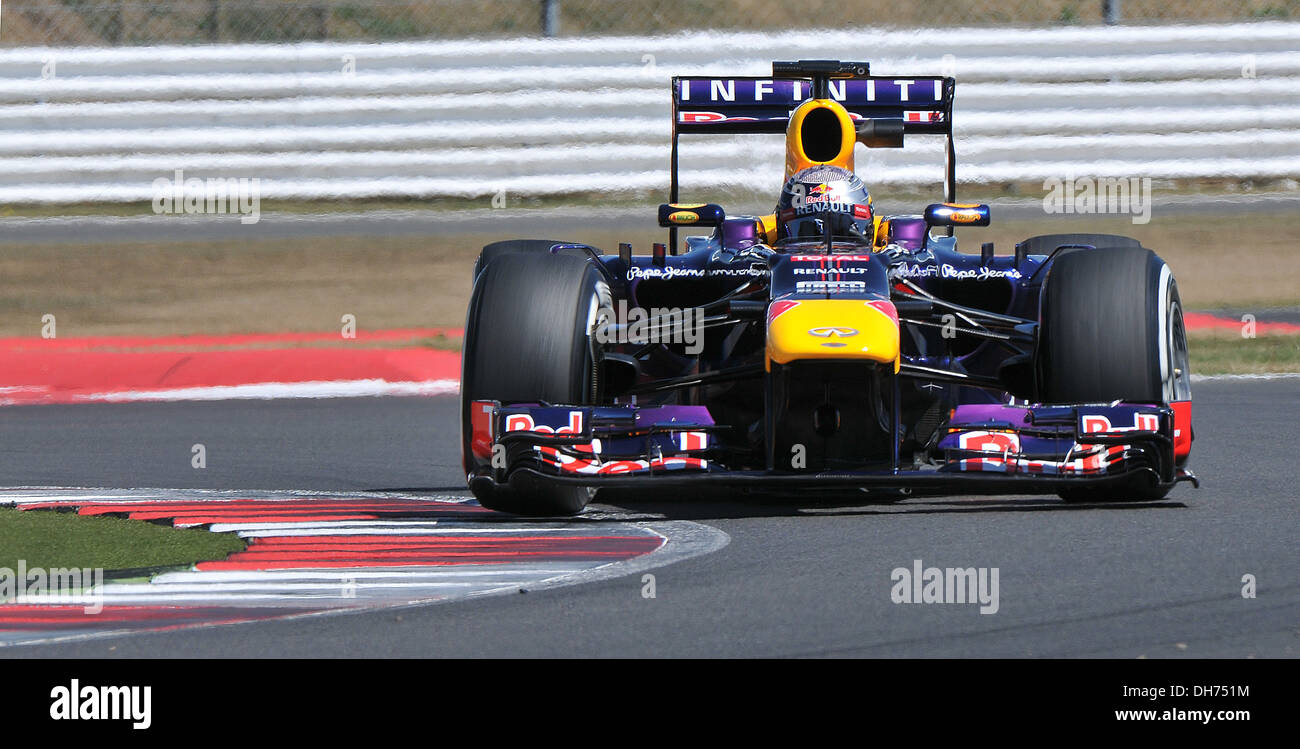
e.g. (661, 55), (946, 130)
(669, 68), (958, 205)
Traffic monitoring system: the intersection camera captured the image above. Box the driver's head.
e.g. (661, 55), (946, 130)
(775, 166), (873, 242)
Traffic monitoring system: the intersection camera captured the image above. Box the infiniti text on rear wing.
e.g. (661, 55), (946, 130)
(673, 76), (953, 135)
(669, 73), (958, 205)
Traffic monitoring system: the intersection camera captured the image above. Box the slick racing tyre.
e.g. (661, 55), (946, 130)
(471, 239), (597, 280)
(1016, 233), (1141, 257)
(461, 251), (609, 516)
(1036, 246), (1191, 503)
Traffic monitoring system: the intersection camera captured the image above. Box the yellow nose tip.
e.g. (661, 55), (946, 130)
(767, 299), (900, 371)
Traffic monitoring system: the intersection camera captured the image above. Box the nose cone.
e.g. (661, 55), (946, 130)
(767, 299), (900, 370)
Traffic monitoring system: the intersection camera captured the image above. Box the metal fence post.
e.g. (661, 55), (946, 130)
(205, 0), (221, 42)
(1104, 0), (1122, 25)
(541, 0), (560, 37)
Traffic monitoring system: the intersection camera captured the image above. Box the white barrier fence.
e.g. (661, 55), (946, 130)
(0, 23), (1297, 204)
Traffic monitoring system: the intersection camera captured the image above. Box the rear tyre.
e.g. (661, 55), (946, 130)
(1036, 246), (1190, 502)
(461, 251), (609, 516)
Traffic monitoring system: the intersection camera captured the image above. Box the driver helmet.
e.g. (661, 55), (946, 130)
(775, 165), (874, 242)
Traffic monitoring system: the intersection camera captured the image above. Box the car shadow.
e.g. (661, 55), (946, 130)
(360, 485), (1187, 523)
(584, 489), (1188, 522)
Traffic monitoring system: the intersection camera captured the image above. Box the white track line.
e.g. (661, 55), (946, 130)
(73, 379), (459, 402)
(1191, 373), (1300, 381)
(207, 520), (440, 532)
(227, 526), (602, 537)
(150, 567), (590, 584)
(0, 489), (475, 502)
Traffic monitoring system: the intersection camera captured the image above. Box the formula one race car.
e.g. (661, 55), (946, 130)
(461, 59), (1196, 515)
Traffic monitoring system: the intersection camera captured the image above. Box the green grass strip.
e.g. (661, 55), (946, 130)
(0, 507), (245, 573)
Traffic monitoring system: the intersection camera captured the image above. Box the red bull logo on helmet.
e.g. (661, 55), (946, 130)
(804, 183), (839, 205)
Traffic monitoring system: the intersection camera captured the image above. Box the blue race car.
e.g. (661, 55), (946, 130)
(461, 60), (1196, 515)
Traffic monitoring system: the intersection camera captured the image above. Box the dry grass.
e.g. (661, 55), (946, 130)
(968, 212), (1300, 311)
(0, 236), (480, 338)
(1188, 330), (1300, 375)
(0, 210), (1294, 339)
(0, 228), (675, 337)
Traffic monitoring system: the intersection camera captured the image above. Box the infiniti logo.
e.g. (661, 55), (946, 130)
(808, 327), (858, 338)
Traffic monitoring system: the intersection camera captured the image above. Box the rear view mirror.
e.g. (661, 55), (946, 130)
(856, 119), (905, 149)
(658, 203), (725, 227)
(924, 203), (990, 227)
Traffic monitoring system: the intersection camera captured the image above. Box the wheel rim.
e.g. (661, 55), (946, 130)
(1167, 299), (1191, 402)
(584, 279), (612, 403)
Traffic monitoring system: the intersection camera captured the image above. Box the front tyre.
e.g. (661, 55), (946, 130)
(1016, 232), (1141, 257)
(471, 239), (595, 280)
(461, 250), (609, 516)
(1036, 246), (1190, 502)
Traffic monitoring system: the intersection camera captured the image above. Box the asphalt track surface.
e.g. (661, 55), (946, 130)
(1, 378), (1296, 658)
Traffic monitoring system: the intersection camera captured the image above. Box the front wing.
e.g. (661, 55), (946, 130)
(466, 400), (1195, 495)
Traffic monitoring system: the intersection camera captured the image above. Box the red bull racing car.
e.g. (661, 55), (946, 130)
(461, 60), (1196, 515)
